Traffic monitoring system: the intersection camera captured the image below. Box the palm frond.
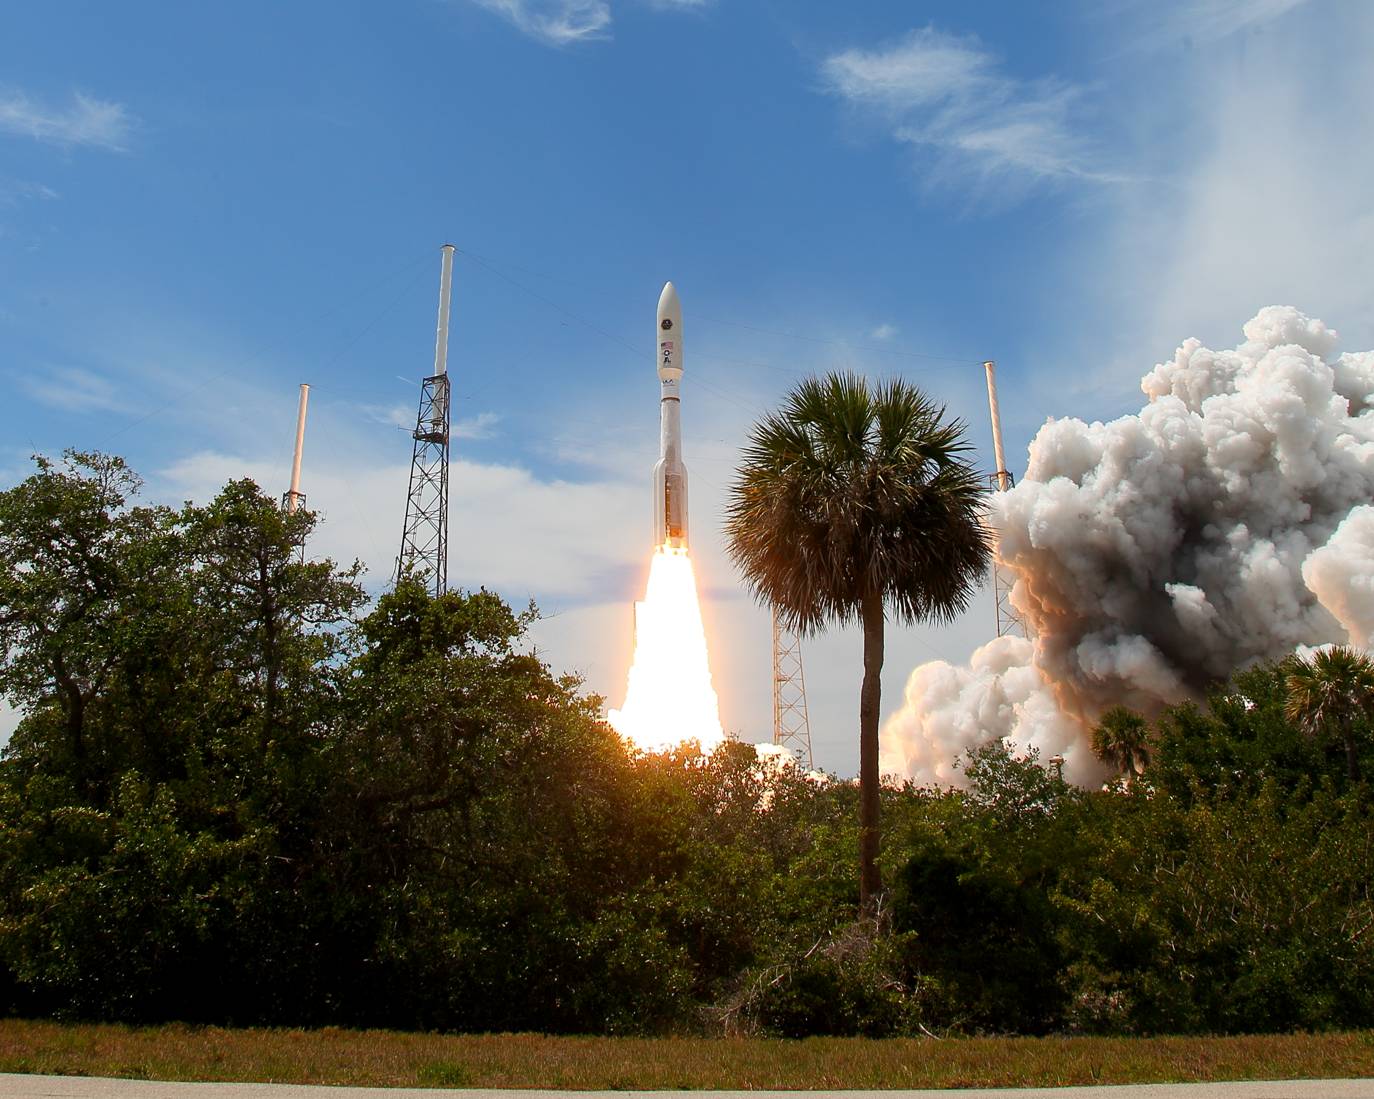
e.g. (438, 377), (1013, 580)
(725, 371), (992, 634)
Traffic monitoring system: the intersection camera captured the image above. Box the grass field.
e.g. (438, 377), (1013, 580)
(0, 1022), (1368, 1088)
(1, 1021), (1372, 1090)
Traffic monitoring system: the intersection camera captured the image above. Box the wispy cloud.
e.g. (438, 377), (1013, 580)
(453, 411), (501, 440)
(17, 366), (131, 414)
(870, 323), (897, 341)
(0, 91), (134, 151)
(362, 402), (418, 430)
(821, 27), (1114, 191)
(362, 404), (500, 440)
(461, 0), (710, 45)
(468, 0), (611, 45)
(0, 178), (59, 205)
(1155, 0), (1312, 44)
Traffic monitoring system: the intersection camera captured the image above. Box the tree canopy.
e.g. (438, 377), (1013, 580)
(2, 451), (1372, 1037)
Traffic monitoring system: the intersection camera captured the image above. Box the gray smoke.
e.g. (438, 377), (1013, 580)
(882, 307), (1374, 787)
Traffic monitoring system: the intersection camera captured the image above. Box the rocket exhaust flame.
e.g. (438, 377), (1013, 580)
(609, 543), (725, 753)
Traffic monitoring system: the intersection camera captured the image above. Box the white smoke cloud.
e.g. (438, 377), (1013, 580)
(1303, 506), (1374, 650)
(882, 635), (1093, 786)
(882, 306), (1374, 787)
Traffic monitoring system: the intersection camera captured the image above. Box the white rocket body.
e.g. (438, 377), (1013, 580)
(653, 281), (688, 549)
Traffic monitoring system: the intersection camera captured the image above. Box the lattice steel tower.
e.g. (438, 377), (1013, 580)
(983, 360), (1026, 638)
(397, 244), (456, 597)
(772, 609), (814, 769)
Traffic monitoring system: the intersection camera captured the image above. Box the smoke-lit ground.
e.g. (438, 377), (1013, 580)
(882, 307), (1374, 787)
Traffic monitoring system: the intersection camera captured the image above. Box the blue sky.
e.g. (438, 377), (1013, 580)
(3, 0), (1373, 770)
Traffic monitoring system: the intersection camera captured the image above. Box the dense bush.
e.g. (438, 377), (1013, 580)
(1, 452), (1372, 1036)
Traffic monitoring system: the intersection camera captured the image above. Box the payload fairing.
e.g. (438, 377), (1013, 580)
(653, 281), (689, 549)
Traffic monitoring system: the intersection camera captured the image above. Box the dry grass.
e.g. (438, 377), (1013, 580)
(0, 1020), (1371, 1090)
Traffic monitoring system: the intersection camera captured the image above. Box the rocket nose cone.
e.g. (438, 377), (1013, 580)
(657, 281), (683, 380)
(658, 281), (680, 319)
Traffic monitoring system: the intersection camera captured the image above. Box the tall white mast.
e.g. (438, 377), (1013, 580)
(434, 243), (455, 377)
(984, 360), (1010, 492)
(983, 360), (1023, 637)
(285, 383), (310, 514)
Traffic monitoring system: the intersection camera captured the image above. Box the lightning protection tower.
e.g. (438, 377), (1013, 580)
(282, 383), (310, 515)
(772, 609), (814, 769)
(983, 360), (1026, 638)
(397, 244), (456, 597)
(281, 382), (311, 561)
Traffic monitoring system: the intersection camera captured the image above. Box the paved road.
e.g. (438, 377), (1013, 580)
(1, 1076), (1371, 1098)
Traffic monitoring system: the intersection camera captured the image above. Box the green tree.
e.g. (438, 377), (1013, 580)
(0, 456), (368, 1023)
(725, 373), (990, 912)
(1285, 645), (1374, 783)
(0, 452), (182, 799)
(1148, 662), (1326, 804)
(1092, 706), (1152, 784)
(183, 478), (365, 765)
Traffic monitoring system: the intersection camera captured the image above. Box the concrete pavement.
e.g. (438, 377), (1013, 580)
(1, 1076), (1371, 1098)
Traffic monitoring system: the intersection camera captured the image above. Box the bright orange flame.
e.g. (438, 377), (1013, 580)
(609, 544), (725, 753)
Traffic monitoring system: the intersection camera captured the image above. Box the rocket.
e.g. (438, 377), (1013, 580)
(654, 281), (688, 549)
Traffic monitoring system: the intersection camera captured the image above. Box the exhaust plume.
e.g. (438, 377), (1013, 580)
(882, 307), (1374, 786)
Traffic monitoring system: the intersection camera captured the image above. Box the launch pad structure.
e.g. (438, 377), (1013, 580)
(397, 245), (456, 598)
(983, 360), (1026, 639)
(771, 611), (814, 769)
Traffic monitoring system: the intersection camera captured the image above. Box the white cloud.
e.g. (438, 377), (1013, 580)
(0, 91), (133, 151)
(821, 27), (1114, 191)
(468, 0), (611, 45)
(870, 323), (897, 341)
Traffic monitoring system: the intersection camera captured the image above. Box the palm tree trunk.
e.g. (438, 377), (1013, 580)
(859, 591), (884, 915)
(1343, 718), (1361, 783)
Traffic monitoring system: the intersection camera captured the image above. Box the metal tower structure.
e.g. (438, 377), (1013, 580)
(984, 360), (1026, 638)
(397, 244), (456, 597)
(772, 608), (814, 769)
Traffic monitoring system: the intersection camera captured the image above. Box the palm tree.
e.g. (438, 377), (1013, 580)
(1284, 645), (1374, 783)
(725, 372), (990, 912)
(1092, 706), (1152, 785)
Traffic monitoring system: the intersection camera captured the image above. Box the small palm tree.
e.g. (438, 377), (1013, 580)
(1092, 706), (1152, 785)
(1284, 645), (1374, 783)
(726, 372), (990, 912)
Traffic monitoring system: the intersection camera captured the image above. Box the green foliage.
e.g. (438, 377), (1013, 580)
(1093, 706), (1152, 781)
(1284, 645), (1374, 782)
(2, 452), (1374, 1038)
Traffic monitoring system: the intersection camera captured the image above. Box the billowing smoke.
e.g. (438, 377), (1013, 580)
(882, 307), (1374, 787)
